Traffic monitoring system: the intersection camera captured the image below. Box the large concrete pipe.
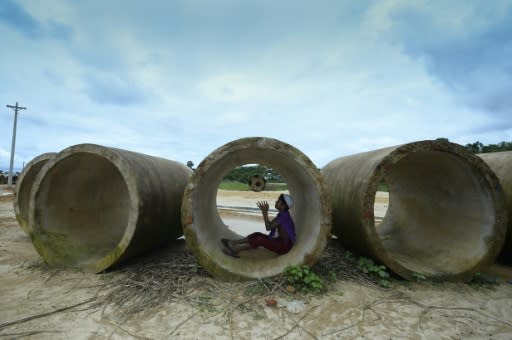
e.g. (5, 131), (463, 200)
(29, 144), (192, 272)
(322, 140), (507, 281)
(14, 152), (56, 235)
(181, 137), (331, 280)
(479, 151), (512, 264)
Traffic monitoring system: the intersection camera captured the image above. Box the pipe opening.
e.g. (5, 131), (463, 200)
(374, 180), (389, 227)
(33, 152), (130, 267)
(375, 150), (495, 275)
(182, 137), (330, 279)
(200, 156), (309, 265)
(216, 164), (288, 236)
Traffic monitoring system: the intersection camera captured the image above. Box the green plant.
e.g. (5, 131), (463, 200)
(344, 250), (355, 263)
(470, 272), (498, 285)
(327, 270), (337, 283)
(412, 272), (427, 281)
(356, 257), (391, 288)
(283, 265), (325, 294)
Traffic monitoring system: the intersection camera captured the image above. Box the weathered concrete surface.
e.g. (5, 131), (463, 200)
(479, 151), (512, 264)
(13, 152), (56, 235)
(28, 144), (192, 273)
(322, 140), (507, 281)
(181, 137), (331, 280)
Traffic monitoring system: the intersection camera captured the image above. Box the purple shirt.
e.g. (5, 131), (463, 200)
(268, 211), (296, 243)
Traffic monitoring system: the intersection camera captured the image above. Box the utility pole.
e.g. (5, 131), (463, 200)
(6, 102), (26, 187)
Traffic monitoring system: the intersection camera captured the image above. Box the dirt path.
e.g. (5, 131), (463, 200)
(1, 187), (512, 339)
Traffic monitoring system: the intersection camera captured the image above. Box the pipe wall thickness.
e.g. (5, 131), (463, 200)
(14, 152), (56, 235)
(479, 151), (512, 264)
(322, 140), (507, 281)
(181, 137), (331, 280)
(29, 144), (192, 272)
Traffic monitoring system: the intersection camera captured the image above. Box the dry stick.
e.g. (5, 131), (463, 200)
(328, 293), (512, 338)
(273, 305), (320, 340)
(290, 316), (320, 340)
(0, 330), (63, 338)
(0, 297), (97, 330)
(228, 302), (234, 340)
(373, 295), (512, 329)
(321, 296), (401, 337)
(102, 318), (151, 340)
(167, 311), (200, 337)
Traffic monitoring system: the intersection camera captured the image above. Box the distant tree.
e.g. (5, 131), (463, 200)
(464, 141), (484, 153)
(436, 137), (449, 142)
(223, 165), (284, 183)
(464, 141), (512, 154)
(186, 161), (194, 170)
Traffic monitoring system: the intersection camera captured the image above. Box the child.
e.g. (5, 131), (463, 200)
(221, 193), (296, 257)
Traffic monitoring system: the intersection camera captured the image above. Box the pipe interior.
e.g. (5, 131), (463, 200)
(373, 185), (389, 227)
(217, 165), (288, 236)
(194, 148), (322, 276)
(35, 153), (130, 266)
(377, 151), (495, 275)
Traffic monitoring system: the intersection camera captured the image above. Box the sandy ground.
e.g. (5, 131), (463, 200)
(1, 185), (512, 339)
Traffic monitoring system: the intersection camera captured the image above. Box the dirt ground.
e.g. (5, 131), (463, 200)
(1, 186), (512, 339)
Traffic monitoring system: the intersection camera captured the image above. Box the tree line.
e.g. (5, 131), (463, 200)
(436, 138), (512, 154)
(463, 141), (512, 154)
(223, 164), (284, 183)
(185, 161), (283, 183)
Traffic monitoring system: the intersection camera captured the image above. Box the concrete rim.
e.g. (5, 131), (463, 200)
(29, 144), (140, 272)
(478, 151), (512, 264)
(352, 141), (506, 281)
(13, 152), (56, 235)
(181, 137), (331, 280)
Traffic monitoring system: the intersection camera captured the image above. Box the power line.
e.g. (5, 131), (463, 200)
(6, 102), (26, 186)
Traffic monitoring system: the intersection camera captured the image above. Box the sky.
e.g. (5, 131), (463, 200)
(1, 0), (511, 172)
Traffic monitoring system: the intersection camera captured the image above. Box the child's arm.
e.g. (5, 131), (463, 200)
(257, 200), (278, 231)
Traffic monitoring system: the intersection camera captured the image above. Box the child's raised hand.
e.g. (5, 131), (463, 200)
(257, 200), (269, 213)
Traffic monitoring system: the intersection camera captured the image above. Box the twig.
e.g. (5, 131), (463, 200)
(102, 318), (152, 340)
(0, 297), (97, 330)
(167, 311), (200, 337)
(273, 305), (319, 340)
(0, 330), (62, 338)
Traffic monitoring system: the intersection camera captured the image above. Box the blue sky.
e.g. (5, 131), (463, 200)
(1, 0), (511, 171)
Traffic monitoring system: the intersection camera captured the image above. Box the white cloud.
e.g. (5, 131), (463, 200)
(199, 73), (270, 103)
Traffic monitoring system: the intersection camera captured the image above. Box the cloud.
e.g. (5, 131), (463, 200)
(83, 73), (147, 106)
(378, 1), (512, 124)
(1, 1), (511, 171)
(0, 0), (72, 41)
(0, 0), (42, 39)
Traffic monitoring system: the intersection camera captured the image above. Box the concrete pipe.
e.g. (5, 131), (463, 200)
(181, 137), (331, 280)
(479, 151), (512, 264)
(29, 144), (192, 272)
(14, 152), (56, 235)
(322, 140), (507, 281)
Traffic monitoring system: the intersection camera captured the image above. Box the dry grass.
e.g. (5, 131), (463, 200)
(89, 239), (383, 323)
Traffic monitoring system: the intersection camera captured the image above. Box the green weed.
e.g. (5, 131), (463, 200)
(283, 264), (325, 294)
